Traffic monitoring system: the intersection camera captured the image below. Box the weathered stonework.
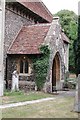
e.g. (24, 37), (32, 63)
(5, 18), (69, 92)
(0, 0), (5, 96)
(43, 18), (69, 93)
(4, 3), (69, 93)
(4, 7), (35, 81)
(6, 55), (35, 90)
(4, 9), (33, 60)
(63, 43), (69, 72)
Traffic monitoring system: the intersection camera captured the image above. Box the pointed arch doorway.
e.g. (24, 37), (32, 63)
(52, 53), (60, 92)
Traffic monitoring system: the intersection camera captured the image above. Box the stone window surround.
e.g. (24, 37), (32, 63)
(17, 56), (32, 76)
(20, 59), (29, 74)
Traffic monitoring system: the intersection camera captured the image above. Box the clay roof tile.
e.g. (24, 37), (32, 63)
(16, 0), (53, 22)
(8, 24), (50, 54)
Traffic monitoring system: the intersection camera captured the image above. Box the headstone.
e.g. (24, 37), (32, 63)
(11, 70), (19, 92)
(74, 74), (80, 112)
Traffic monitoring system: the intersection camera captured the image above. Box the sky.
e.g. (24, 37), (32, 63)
(42, 0), (79, 15)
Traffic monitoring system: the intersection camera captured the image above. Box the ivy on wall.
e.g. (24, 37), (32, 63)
(33, 45), (50, 91)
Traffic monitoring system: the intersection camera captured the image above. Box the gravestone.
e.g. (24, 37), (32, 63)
(74, 74), (80, 112)
(11, 70), (19, 91)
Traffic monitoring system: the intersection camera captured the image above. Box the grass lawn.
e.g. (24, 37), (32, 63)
(2, 90), (53, 104)
(2, 96), (78, 118)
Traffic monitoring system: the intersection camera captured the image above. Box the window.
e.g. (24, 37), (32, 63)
(20, 60), (23, 73)
(20, 60), (29, 74)
(25, 60), (28, 73)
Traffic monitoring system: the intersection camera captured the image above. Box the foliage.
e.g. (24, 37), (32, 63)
(4, 90), (24, 96)
(55, 10), (78, 72)
(73, 16), (80, 76)
(33, 45), (50, 91)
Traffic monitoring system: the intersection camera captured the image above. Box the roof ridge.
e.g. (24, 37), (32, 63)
(23, 23), (51, 28)
(40, 1), (53, 18)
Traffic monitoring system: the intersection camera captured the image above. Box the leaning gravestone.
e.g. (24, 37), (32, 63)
(74, 74), (80, 112)
(11, 70), (19, 92)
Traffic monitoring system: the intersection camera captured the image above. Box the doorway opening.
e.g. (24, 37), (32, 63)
(52, 53), (60, 92)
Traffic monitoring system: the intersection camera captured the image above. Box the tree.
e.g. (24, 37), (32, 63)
(55, 10), (78, 73)
(74, 16), (80, 76)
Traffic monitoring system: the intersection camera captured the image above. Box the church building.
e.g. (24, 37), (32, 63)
(4, 0), (69, 93)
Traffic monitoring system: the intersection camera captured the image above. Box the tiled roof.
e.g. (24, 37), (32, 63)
(16, 0), (53, 22)
(61, 32), (70, 43)
(8, 24), (50, 54)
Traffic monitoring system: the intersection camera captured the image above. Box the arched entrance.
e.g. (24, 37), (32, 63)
(52, 53), (60, 92)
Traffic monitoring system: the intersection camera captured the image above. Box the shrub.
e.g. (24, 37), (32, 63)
(33, 45), (50, 91)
